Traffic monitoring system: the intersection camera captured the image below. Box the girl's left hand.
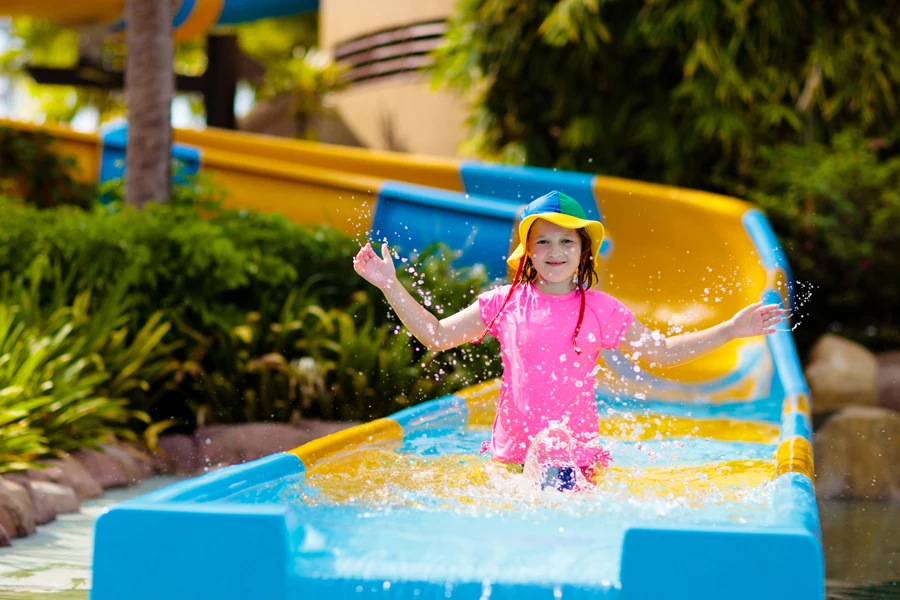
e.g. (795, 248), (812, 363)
(728, 302), (786, 338)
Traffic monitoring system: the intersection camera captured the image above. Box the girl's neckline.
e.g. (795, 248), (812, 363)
(528, 282), (581, 301)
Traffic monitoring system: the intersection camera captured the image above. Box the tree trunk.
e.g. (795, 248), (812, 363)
(124, 0), (173, 207)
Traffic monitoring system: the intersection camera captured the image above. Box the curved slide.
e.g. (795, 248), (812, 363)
(0, 118), (822, 599)
(2, 0), (317, 40)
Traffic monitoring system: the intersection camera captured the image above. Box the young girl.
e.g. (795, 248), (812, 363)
(353, 190), (784, 491)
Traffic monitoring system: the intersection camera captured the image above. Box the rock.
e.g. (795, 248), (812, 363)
(121, 442), (169, 476)
(71, 446), (140, 489)
(876, 350), (900, 413)
(29, 456), (103, 499)
(159, 420), (356, 473)
(0, 522), (10, 547)
(805, 334), (878, 413)
(0, 478), (36, 537)
(156, 434), (200, 474)
(3, 474), (55, 525)
(99, 443), (147, 483)
(149, 450), (173, 474)
(24, 465), (68, 486)
(30, 481), (79, 516)
(814, 406), (900, 500)
(194, 422), (343, 469)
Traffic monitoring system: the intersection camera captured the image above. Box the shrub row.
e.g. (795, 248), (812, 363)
(0, 189), (501, 471)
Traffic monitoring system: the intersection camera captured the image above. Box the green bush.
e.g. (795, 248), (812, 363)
(745, 129), (900, 353)
(163, 248), (501, 426)
(0, 193), (503, 431)
(0, 188), (368, 335)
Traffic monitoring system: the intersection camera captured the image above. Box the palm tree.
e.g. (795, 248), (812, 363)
(124, 0), (173, 207)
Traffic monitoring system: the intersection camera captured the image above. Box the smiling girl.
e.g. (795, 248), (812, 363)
(353, 190), (783, 491)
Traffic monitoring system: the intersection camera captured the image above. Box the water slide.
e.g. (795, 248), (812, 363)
(1, 117), (822, 599)
(2, 0), (316, 40)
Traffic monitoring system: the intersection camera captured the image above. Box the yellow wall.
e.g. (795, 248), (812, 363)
(319, 0), (465, 158)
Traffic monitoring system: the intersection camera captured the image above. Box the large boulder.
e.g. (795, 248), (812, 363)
(0, 522), (10, 547)
(876, 350), (900, 413)
(805, 334), (878, 413)
(814, 406), (900, 500)
(0, 477), (35, 538)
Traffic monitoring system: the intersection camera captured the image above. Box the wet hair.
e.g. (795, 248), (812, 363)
(521, 226), (599, 290)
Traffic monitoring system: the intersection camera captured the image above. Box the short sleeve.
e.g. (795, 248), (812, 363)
(477, 285), (510, 338)
(598, 295), (635, 350)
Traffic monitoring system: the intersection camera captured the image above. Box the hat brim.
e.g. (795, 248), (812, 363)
(507, 213), (605, 272)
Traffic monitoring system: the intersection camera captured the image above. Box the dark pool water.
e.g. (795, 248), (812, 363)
(819, 499), (900, 599)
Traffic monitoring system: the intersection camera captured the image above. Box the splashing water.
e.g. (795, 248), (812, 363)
(222, 404), (779, 589)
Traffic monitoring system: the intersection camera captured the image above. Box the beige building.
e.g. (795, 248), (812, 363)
(318, 0), (466, 157)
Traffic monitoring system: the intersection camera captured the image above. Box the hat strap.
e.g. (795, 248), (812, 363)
(472, 257), (524, 345)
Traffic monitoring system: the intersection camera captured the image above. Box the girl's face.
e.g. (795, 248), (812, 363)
(526, 219), (582, 284)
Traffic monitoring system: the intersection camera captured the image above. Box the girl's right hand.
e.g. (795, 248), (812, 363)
(353, 242), (397, 290)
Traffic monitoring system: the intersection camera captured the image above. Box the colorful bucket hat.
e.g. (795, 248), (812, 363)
(473, 190), (605, 354)
(507, 190), (605, 274)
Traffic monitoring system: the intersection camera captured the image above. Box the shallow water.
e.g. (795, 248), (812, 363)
(218, 421), (776, 589)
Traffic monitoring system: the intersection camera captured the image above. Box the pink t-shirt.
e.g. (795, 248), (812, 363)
(477, 283), (634, 466)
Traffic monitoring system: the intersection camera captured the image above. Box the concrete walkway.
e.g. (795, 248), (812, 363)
(0, 476), (184, 599)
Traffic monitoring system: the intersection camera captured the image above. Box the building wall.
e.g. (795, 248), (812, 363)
(330, 76), (466, 157)
(320, 0), (466, 158)
(321, 0), (454, 50)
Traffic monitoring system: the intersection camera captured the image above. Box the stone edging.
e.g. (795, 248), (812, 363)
(0, 419), (355, 547)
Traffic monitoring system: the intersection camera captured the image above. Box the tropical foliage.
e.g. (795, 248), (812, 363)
(432, 0), (900, 190)
(746, 129), (900, 351)
(0, 259), (174, 472)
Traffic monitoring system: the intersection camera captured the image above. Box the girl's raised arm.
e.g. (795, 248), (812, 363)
(353, 242), (487, 352)
(620, 302), (785, 368)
